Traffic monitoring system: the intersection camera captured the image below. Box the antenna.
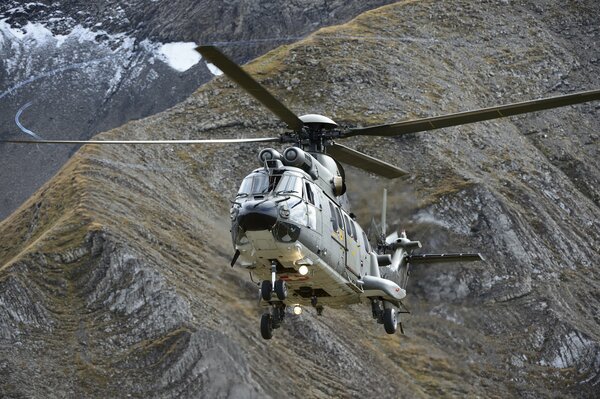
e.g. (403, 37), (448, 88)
(381, 188), (387, 238)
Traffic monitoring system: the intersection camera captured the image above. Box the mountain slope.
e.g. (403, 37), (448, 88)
(1, 0), (600, 397)
(0, 0), (395, 220)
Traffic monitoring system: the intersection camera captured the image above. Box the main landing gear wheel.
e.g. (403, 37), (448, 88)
(383, 308), (398, 334)
(260, 313), (273, 339)
(260, 280), (272, 301)
(274, 279), (287, 300)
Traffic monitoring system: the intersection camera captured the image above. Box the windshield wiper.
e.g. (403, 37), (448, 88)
(275, 190), (297, 195)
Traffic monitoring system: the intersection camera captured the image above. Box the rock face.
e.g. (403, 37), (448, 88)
(0, 0), (395, 220)
(1, 0), (600, 398)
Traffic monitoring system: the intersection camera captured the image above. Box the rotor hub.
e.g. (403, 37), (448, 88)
(298, 114), (338, 129)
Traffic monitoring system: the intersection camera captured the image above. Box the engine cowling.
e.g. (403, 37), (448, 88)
(258, 148), (283, 164)
(282, 147), (318, 179)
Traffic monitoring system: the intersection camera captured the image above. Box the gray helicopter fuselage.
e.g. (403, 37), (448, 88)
(230, 147), (407, 309)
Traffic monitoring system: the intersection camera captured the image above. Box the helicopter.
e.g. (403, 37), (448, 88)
(2, 46), (600, 340)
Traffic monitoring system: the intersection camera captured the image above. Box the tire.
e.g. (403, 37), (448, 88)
(261, 280), (272, 301)
(260, 313), (273, 339)
(383, 307), (398, 334)
(274, 280), (288, 301)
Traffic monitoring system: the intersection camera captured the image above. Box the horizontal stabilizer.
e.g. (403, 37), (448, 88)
(406, 253), (483, 264)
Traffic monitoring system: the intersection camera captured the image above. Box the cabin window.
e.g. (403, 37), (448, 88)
(328, 202), (338, 231)
(335, 207), (343, 231)
(343, 214), (351, 238)
(350, 220), (357, 240)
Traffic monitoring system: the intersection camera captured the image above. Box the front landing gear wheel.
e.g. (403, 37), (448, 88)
(260, 313), (273, 339)
(274, 280), (287, 300)
(260, 280), (272, 301)
(383, 308), (398, 334)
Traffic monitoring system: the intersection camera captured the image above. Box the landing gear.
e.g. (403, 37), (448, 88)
(271, 303), (286, 328)
(260, 279), (287, 301)
(260, 313), (273, 339)
(260, 280), (272, 301)
(311, 295), (324, 316)
(259, 261), (288, 339)
(371, 298), (401, 334)
(383, 307), (398, 334)
(371, 299), (384, 324)
(274, 279), (287, 301)
(260, 303), (286, 340)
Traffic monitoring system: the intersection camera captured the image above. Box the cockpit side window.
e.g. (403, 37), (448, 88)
(276, 175), (302, 196)
(305, 182), (315, 205)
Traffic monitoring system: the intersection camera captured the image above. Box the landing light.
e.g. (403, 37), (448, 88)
(298, 265), (309, 275)
(293, 305), (303, 315)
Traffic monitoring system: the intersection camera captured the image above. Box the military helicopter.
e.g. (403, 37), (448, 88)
(3, 46), (600, 340)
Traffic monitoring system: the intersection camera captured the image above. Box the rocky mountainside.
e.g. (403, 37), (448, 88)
(0, 0), (394, 220)
(1, 0), (600, 398)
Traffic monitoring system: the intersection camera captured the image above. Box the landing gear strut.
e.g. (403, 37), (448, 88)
(259, 261), (288, 339)
(311, 295), (324, 316)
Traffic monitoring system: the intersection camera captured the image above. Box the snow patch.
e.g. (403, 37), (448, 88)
(158, 42), (201, 72)
(0, 20), (106, 48)
(206, 62), (223, 76)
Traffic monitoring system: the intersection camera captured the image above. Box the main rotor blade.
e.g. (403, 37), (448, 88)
(0, 137), (280, 145)
(197, 45), (304, 131)
(327, 142), (408, 178)
(347, 89), (600, 137)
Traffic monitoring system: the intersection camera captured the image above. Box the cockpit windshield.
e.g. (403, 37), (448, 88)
(237, 173), (269, 197)
(237, 172), (303, 197)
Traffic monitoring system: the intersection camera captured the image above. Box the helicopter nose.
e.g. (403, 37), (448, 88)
(237, 200), (278, 231)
